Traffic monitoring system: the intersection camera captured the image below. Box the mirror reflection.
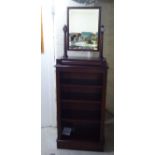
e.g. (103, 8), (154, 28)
(68, 8), (100, 51)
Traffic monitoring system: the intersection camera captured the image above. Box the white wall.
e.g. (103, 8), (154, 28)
(96, 0), (114, 113)
(54, 0), (84, 59)
(41, 0), (114, 127)
(41, 0), (81, 128)
(41, 0), (56, 127)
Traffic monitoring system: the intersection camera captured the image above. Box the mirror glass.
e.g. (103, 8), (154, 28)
(68, 8), (100, 51)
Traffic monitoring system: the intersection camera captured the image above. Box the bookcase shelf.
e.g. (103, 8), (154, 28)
(61, 84), (102, 89)
(56, 58), (108, 151)
(62, 118), (100, 124)
(62, 101), (100, 111)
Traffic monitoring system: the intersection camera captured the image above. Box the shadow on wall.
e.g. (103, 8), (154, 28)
(95, 0), (114, 113)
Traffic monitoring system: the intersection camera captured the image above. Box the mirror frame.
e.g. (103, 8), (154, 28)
(67, 7), (101, 52)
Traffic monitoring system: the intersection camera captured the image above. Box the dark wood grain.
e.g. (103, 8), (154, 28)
(55, 57), (108, 151)
(57, 140), (103, 151)
(99, 25), (104, 59)
(63, 25), (68, 58)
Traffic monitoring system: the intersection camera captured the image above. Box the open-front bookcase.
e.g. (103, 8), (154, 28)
(56, 58), (108, 151)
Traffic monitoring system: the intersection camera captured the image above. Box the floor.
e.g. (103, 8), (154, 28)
(41, 112), (114, 155)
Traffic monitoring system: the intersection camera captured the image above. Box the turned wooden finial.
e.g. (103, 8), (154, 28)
(63, 25), (68, 59)
(63, 25), (68, 32)
(99, 25), (104, 59)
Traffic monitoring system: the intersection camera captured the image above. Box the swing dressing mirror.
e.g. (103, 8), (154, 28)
(67, 7), (101, 51)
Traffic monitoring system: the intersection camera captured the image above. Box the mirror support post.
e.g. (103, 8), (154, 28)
(63, 25), (68, 59)
(99, 25), (104, 59)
